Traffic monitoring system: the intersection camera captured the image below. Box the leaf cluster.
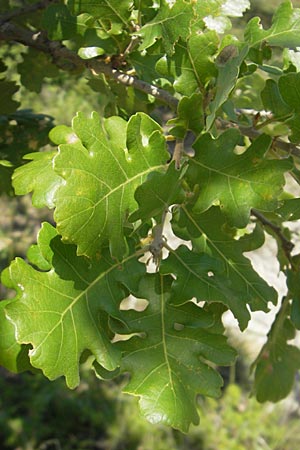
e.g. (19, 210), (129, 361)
(1, 0), (300, 432)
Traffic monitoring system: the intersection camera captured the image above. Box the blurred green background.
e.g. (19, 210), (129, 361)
(1, 1), (300, 449)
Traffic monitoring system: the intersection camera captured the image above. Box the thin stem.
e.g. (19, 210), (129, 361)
(172, 138), (184, 170)
(255, 113), (293, 131)
(148, 209), (169, 270)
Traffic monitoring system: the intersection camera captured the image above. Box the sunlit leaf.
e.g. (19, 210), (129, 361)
(0, 300), (32, 373)
(114, 274), (236, 432)
(13, 151), (63, 209)
(51, 111), (169, 259)
(2, 223), (145, 388)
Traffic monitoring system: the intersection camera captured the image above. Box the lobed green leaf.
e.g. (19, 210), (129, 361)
(187, 130), (292, 228)
(172, 206), (278, 329)
(114, 274), (236, 432)
(245, 1), (300, 49)
(2, 223), (145, 388)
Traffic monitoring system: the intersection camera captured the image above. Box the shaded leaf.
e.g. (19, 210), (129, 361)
(0, 80), (20, 115)
(253, 305), (300, 402)
(18, 49), (59, 93)
(0, 110), (54, 194)
(114, 274), (236, 432)
(287, 270), (300, 330)
(42, 3), (85, 40)
(130, 162), (185, 222)
(278, 72), (300, 143)
(156, 31), (219, 96)
(68, 0), (132, 29)
(161, 245), (251, 328)
(206, 45), (249, 129)
(168, 93), (204, 137)
(277, 198), (300, 221)
(261, 79), (292, 119)
(138, 0), (194, 56)
(172, 206), (278, 329)
(187, 130), (291, 228)
(245, 1), (300, 49)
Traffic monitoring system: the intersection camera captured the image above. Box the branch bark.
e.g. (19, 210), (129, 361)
(216, 118), (300, 159)
(0, 21), (179, 110)
(251, 208), (295, 264)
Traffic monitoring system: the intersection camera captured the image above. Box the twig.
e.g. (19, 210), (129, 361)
(240, 126), (300, 158)
(148, 209), (168, 270)
(251, 208), (294, 264)
(88, 60), (179, 109)
(216, 118), (300, 159)
(0, 21), (179, 110)
(171, 138), (184, 170)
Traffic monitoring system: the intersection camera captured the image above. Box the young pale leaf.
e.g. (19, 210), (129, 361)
(187, 130), (292, 228)
(114, 274), (236, 432)
(0, 300), (32, 373)
(12, 151), (63, 209)
(172, 206), (277, 329)
(2, 222), (145, 388)
(52, 112), (169, 259)
(253, 314), (300, 402)
(245, 1), (300, 49)
(138, 0), (194, 56)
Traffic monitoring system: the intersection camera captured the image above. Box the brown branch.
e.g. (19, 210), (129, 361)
(0, 0), (58, 26)
(251, 208), (294, 264)
(0, 21), (179, 110)
(240, 126), (300, 159)
(216, 118), (300, 159)
(171, 138), (184, 170)
(88, 60), (179, 109)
